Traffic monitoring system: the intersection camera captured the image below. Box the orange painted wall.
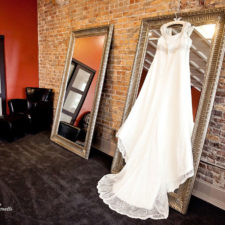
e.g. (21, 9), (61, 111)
(191, 86), (201, 121)
(72, 35), (105, 126)
(0, 0), (39, 111)
(138, 68), (148, 95)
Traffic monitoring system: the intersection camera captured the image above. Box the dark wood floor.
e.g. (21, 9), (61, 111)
(0, 131), (224, 225)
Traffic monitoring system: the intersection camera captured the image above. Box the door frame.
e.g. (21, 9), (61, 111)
(0, 35), (6, 115)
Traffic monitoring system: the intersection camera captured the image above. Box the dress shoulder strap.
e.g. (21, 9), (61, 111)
(183, 22), (194, 37)
(160, 24), (172, 37)
(160, 24), (165, 37)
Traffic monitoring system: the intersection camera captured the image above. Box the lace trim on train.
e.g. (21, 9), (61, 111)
(167, 169), (194, 193)
(102, 138), (194, 219)
(97, 175), (168, 220)
(117, 137), (128, 163)
(97, 169), (194, 220)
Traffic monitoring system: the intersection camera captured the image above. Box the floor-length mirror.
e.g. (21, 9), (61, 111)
(111, 9), (225, 215)
(51, 25), (113, 159)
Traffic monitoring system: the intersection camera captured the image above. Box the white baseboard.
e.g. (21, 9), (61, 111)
(192, 179), (225, 211)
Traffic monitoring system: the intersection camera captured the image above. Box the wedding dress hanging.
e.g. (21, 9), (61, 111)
(97, 21), (195, 220)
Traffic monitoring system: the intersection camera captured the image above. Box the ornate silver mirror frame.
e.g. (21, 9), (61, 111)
(111, 9), (225, 214)
(51, 25), (113, 159)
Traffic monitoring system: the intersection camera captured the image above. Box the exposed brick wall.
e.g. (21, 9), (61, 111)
(38, 0), (225, 191)
(198, 60), (225, 189)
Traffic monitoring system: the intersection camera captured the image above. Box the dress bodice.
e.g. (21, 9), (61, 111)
(157, 22), (194, 51)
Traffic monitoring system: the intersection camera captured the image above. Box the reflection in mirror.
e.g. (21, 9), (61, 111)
(58, 35), (105, 146)
(51, 25), (113, 159)
(140, 24), (215, 121)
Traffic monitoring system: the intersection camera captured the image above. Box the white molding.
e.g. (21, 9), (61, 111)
(192, 179), (225, 211)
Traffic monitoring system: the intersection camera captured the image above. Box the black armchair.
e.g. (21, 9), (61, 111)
(8, 87), (53, 133)
(58, 112), (90, 143)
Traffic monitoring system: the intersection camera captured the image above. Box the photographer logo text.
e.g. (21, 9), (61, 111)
(0, 203), (13, 212)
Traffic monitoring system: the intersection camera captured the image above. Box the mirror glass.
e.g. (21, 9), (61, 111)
(58, 35), (106, 146)
(51, 25), (113, 159)
(140, 23), (216, 121)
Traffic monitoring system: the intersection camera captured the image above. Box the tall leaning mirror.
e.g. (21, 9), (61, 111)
(111, 9), (225, 215)
(51, 25), (113, 159)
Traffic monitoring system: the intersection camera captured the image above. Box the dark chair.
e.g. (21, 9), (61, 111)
(8, 87), (53, 133)
(58, 122), (80, 142)
(58, 112), (90, 143)
(77, 112), (90, 142)
(0, 114), (28, 142)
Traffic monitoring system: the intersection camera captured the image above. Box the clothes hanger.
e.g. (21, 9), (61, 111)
(150, 14), (184, 40)
(164, 13), (186, 28)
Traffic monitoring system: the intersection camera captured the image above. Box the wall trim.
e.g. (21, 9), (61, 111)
(192, 179), (225, 211)
(92, 137), (116, 157)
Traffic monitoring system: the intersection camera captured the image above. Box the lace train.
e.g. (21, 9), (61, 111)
(97, 140), (194, 220)
(97, 170), (194, 220)
(97, 174), (168, 220)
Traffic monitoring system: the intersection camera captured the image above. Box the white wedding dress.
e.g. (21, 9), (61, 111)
(97, 22), (195, 220)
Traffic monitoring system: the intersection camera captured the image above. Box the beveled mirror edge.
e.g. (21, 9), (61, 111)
(84, 25), (114, 159)
(111, 8), (225, 215)
(50, 24), (114, 159)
